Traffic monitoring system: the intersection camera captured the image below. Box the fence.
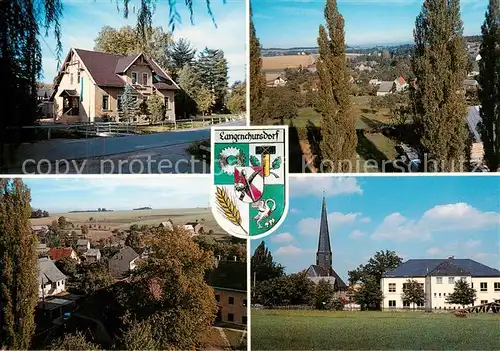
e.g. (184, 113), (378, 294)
(22, 114), (241, 140)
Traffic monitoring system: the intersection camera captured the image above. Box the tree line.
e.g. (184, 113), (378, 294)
(250, 0), (500, 172)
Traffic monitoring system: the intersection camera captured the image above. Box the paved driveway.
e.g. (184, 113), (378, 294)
(7, 120), (245, 174)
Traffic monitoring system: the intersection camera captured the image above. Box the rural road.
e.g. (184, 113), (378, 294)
(6, 120), (245, 174)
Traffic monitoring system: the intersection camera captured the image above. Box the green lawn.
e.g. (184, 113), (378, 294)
(251, 309), (500, 350)
(287, 96), (398, 172)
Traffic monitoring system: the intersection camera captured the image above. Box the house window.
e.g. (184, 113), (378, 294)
(480, 282), (487, 292)
(471, 283), (474, 288)
(434, 293), (436, 297)
(448, 277), (455, 284)
(229, 296), (234, 305)
(480, 300), (488, 304)
(388, 300), (396, 307)
(117, 95), (122, 110)
(494, 282), (500, 292)
(242, 316), (247, 324)
(416, 301), (424, 307)
(439, 293), (442, 297)
(57, 281), (60, 287)
(77, 71), (81, 83)
(70, 73), (74, 85)
(402, 301), (410, 307)
(142, 73), (148, 85)
(131, 72), (138, 84)
(215, 294), (220, 303)
(243, 299), (247, 307)
(388, 283), (396, 293)
(102, 95), (109, 110)
(227, 313), (234, 322)
(436, 277), (443, 284)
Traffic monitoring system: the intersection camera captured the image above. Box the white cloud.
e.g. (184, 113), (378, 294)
(464, 240), (481, 248)
(290, 208), (301, 214)
(426, 247), (441, 256)
(275, 245), (306, 256)
(360, 217), (371, 223)
(371, 203), (500, 241)
(298, 212), (361, 235)
(271, 232), (294, 244)
(349, 229), (365, 239)
(291, 177), (362, 197)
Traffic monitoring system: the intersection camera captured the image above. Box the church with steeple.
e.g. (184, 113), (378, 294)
(305, 195), (347, 291)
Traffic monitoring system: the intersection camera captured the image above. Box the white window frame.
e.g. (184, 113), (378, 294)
(131, 71), (138, 84)
(164, 96), (170, 110)
(142, 73), (148, 85)
(494, 282), (500, 292)
(388, 283), (396, 293)
(388, 300), (396, 307)
(448, 277), (455, 284)
(436, 277), (443, 284)
(480, 282), (487, 292)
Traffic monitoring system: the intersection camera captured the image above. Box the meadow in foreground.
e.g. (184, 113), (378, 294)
(251, 309), (500, 350)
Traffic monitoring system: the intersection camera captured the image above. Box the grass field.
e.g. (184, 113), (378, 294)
(30, 208), (230, 242)
(251, 309), (500, 350)
(287, 96), (398, 172)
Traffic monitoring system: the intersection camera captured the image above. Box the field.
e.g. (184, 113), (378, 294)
(30, 208), (230, 242)
(251, 309), (500, 350)
(287, 95), (398, 172)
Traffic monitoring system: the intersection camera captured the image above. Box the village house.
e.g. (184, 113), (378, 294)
(48, 247), (80, 263)
(265, 73), (287, 87)
(32, 225), (49, 235)
(38, 257), (67, 299)
(381, 257), (500, 310)
(394, 76), (408, 92)
(207, 259), (247, 326)
(464, 79), (479, 92)
(354, 63), (373, 72)
(50, 48), (179, 123)
(183, 221), (204, 236)
(83, 248), (102, 263)
(37, 243), (50, 256)
(108, 246), (140, 278)
(159, 219), (174, 231)
(377, 81), (395, 96)
(369, 79), (380, 86)
(76, 239), (91, 253)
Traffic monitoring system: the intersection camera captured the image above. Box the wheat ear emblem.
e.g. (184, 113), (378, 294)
(215, 187), (248, 235)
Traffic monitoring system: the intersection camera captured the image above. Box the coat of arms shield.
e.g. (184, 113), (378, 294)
(211, 126), (289, 239)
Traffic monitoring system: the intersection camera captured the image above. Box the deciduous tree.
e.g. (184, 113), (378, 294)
(177, 64), (202, 118)
(446, 279), (477, 307)
(50, 331), (100, 350)
(266, 87), (298, 123)
(313, 279), (336, 309)
(316, 0), (357, 172)
(227, 81), (246, 114)
(401, 279), (425, 309)
(0, 179), (38, 349)
(412, 0), (469, 171)
(147, 94), (166, 124)
(251, 241), (285, 283)
(478, 0), (500, 171)
(196, 86), (214, 116)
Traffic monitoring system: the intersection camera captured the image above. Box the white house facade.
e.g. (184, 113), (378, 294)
(38, 258), (67, 299)
(381, 257), (500, 310)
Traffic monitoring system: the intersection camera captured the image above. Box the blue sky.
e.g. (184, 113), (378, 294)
(38, 0), (245, 84)
(252, 0), (489, 48)
(24, 176), (211, 212)
(251, 176), (500, 283)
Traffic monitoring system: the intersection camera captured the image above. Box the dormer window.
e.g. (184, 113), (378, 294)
(142, 73), (148, 85)
(131, 72), (138, 84)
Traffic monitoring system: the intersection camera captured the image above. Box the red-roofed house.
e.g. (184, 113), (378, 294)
(51, 48), (179, 123)
(394, 76), (409, 92)
(48, 247), (80, 263)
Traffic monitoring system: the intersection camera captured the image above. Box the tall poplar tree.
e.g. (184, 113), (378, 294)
(412, 0), (469, 172)
(478, 0), (500, 171)
(249, 6), (268, 125)
(0, 179), (38, 349)
(316, 0), (357, 172)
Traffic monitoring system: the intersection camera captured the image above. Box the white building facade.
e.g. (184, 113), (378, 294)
(381, 258), (500, 310)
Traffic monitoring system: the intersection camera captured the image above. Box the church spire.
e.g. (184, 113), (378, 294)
(316, 195), (332, 270)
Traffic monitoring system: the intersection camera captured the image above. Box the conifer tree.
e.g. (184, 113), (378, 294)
(0, 179), (38, 349)
(249, 6), (268, 125)
(412, 0), (469, 172)
(118, 84), (140, 122)
(197, 48), (228, 112)
(478, 0), (500, 171)
(316, 0), (357, 172)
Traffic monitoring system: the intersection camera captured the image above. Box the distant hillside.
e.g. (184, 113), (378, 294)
(262, 36), (481, 57)
(133, 207), (152, 211)
(68, 208), (113, 213)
